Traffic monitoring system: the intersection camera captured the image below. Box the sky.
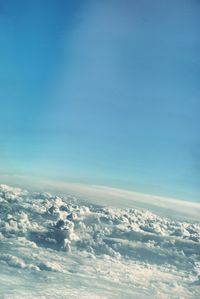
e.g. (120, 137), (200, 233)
(0, 0), (199, 201)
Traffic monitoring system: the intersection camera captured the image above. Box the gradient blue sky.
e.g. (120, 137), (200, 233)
(0, 0), (199, 201)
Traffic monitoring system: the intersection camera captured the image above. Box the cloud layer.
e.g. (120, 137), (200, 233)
(0, 184), (200, 298)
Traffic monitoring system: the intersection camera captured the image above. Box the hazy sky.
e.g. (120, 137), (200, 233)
(0, 0), (199, 201)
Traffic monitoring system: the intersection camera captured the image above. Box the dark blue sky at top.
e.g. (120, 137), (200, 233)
(0, 0), (199, 201)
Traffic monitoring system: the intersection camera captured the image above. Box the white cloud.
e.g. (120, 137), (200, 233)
(0, 183), (200, 298)
(0, 174), (200, 221)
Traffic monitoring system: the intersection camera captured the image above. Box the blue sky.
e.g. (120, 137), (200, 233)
(0, 0), (199, 201)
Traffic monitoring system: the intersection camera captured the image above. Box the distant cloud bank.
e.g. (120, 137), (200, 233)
(1, 174), (200, 221)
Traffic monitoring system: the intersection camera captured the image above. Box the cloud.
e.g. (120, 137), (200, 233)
(0, 174), (200, 221)
(0, 183), (200, 298)
(51, 182), (200, 221)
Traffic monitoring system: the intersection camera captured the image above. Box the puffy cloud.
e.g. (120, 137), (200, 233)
(0, 184), (200, 298)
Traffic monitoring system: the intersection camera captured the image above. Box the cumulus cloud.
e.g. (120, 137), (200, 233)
(1, 174), (200, 221)
(0, 184), (200, 298)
